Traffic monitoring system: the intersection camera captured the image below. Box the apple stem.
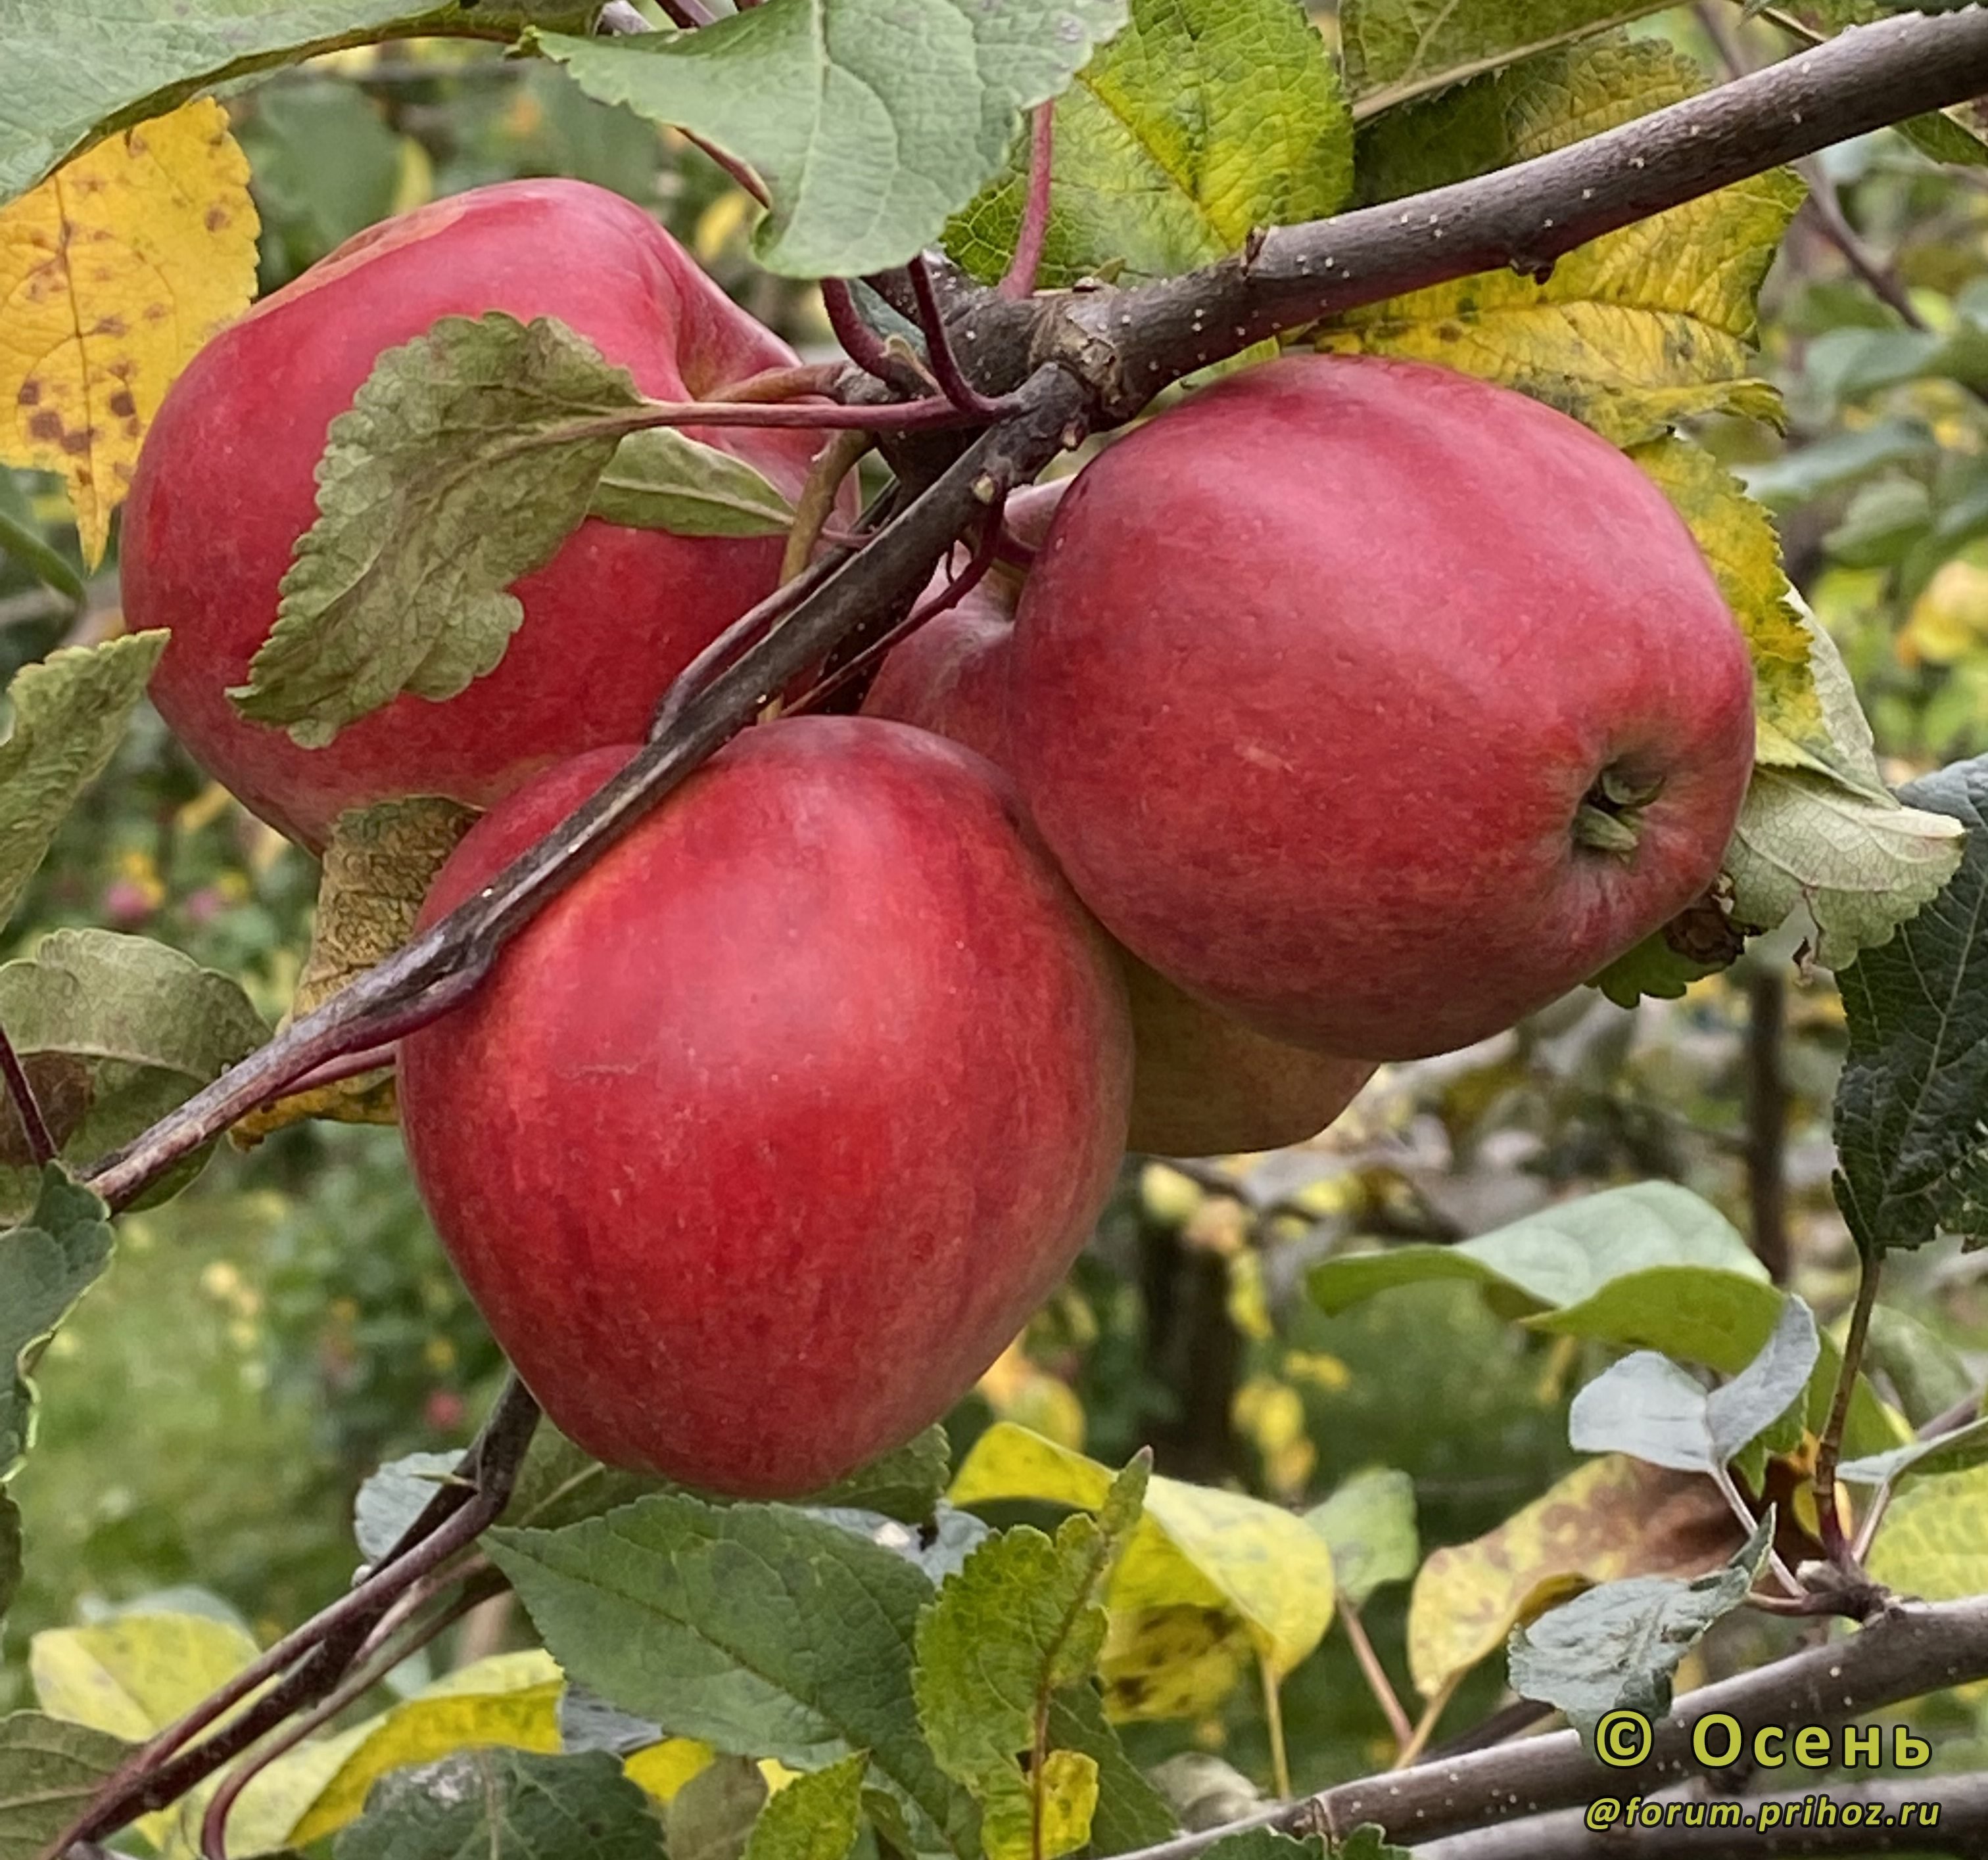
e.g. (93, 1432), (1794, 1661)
(1001, 102), (1057, 300)
(821, 278), (932, 395)
(911, 255), (1006, 417)
(707, 361), (850, 405)
(1572, 804), (1641, 856)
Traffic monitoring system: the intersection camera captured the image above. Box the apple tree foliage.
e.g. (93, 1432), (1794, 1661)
(2, 1), (1988, 1857)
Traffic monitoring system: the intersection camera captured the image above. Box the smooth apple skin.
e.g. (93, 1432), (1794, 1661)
(397, 716), (1134, 1497)
(126, 179), (827, 852)
(862, 595), (1375, 1157)
(1009, 354), (1757, 1061)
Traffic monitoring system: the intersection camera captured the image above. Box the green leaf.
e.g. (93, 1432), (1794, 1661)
(486, 1495), (982, 1858)
(1566, 1300), (1818, 1474)
(1838, 1413), (1988, 1487)
(230, 313), (648, 748)
(0, 931), (269, 1222)
(0, 632), (165, 931)
(0, 1711), (133, 1860)
(508, 1426), (673, 1535)
(1323, 39), (1802, 448)
(1308, 1182), (1766, 1318)
(289, 1652), (567, 1847)
(1587, 927), (1725, 1009)
(1531, 1267), (1899, 1460)
(1338, 0), (1668, 112)
(1506, 1512), (1773, 1742)
(535, 0), (1131, 279)
(333, 1748), (665, 1860)
(0, 1496), (19, 1622)
(1195, 1833), (1325, 1859)
(590, 430), (795, 539)
(0, 1167), (112, 1481)
(1043, 1687), (1177, 1851)
(809, 1426), (952, 1526)
(0, 486), (83, 606)
(242, 81), (408, 258)
(354, 1451), (464, 1565)
(669, 1755), (765, 1860)
(744, 1754), (866, 1860)
(914, 1456), (1148, 1859)
(1863, 1305), (1976, 1430)
(1738, 420), (1938, 509)
(945, 0), (1352, 291)
(1336, 1832), (1412, 1860)
(949, 1426), (1337, 1683)
(1304, 1467), (1418, 1608)
(0, 1), (600, 209)
(1834, 755), (1988, 1256)
(1726, 767), (1966, 974)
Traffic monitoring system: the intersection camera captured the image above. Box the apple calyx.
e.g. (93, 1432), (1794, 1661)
(1573, 764), (1668, 858)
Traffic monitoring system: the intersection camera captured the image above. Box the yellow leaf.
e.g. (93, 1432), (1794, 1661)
(1868, 1462), (1988, 1602)
(1318, 41), (1801, 448)
(0, 98), (258, 565)
(625, 1737), (716, 1804)
(1098, 1604), (1254, 1721)
(31, 1610), (264, 1855)
(951, 1423), (1335, 1694)
(287, 1650), (564, 1846)
(975, 1344), (1087, 1451)
(1903, 559), (1988, 669)
(1406, 1456), (1740, 1699)
(32, 1612), (260, 1743)
(1630, 436), (1860, 785)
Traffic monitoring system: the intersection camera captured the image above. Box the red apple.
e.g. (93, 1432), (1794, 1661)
(126, 179), (828, 852)
(1008, 354), (1756, 1060)
(861, 533), (1375, 1157)
(396, 716), (1133, 1497)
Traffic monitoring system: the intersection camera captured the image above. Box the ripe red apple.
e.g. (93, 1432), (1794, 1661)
(125, 179), (828, 852)
(861, 525), (1375, 1157)
(1009, 354), (1756, 1060)
(396, 716), (1133, 1497)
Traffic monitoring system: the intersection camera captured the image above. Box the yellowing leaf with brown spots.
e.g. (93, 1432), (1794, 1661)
(1405, 1455), (1739, 1700)
(1319, 39), (1801, 448)
(0, 97), (257, 566)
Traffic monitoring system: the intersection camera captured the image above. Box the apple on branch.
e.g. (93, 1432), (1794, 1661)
(397, 716), (1134, 1498)
(124, 177), (830, 851)
(1007, 354), (1757, 1061)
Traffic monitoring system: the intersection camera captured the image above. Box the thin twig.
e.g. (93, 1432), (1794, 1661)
(0, 1027), (55, 1167)
(1814, 1253), (1883, 1569)
(199, 1573), (503, 1860)
(39, 1381), (540, 1857)
(911, 256), (1005, 415)
(1001, 103), (1056, 299)
(1338, 1598), (1415, 1754)
(787, 491), (1004, 714)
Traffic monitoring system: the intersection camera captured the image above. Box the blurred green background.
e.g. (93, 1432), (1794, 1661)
(5, 0), (1988, 1811)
